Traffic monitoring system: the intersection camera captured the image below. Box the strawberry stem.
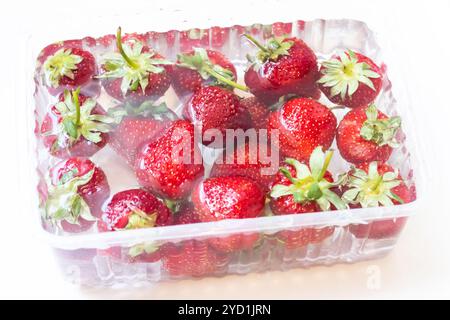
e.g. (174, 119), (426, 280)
(116, 27), (139, 69)
(371, 175), (383, 191)
(318, 150), (333, 181)
(73, 87), (81, 127)
(243, 34), (268, 52)
(203, 65), (249, 92)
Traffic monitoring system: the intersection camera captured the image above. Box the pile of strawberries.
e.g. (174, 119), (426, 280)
(35, 25), (415, 278)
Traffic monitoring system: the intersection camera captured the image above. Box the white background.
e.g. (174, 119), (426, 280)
(0, 0), (449, 299)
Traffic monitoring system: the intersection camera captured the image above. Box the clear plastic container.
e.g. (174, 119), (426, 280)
(29, 19), (422, 287)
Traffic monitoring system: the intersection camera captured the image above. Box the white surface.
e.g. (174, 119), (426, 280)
(1, 0), (449, 299)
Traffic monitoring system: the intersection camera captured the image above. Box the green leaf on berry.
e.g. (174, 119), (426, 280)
(44, 169), (95, 226)
(317, 50), (381, 100)
(43, 48), (83, 88)
(243, 34), (294, 70)
(360, 104), (402, 147)
(270, 146), (348, 211)
(52, 89), (113, 148)
(98, 28), (172, 96)
(124, 208), (157, 230)
(128, 242), (159, 258)
(177, 47), (248, 91)
(342, 161), (404, 208)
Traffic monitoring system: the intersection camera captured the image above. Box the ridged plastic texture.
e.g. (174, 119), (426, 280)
(32, 19), (421, 287)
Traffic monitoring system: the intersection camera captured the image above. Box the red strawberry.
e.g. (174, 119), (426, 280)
(98, 27), (171, 104)
(102, 188), (170, 231)
(169, 48), (241, 98)
(318, 50), (382, 108)
(183, 86), (251, 146)
(211, 26), (230, 48)
(43, 157), (110, 233)
(102, 189), (170, 263)
(162, 240), (230, 277)
(275, 227), (335, 250)
(97, 34), (116, 47)
(37, 41), (81, 64)
(192, 176), (265, 222)
(135, 120), (204, 200)
(39, 44), (98, 96)
(82, 36), (97, 48)
(244, 35), (320, 104)
(342, 162), (415, 239)
(179, 28), (209, 52)
(162, 205), (230, 276)
(172, 202), (202, 225)
(126, 242), (162, 263)
(208, 233), (261, 254)
(169, 201), (259, 253)
(240, 97), (271, 130)
(269, 147), (347, 248)
(210, 140), (281, 193)
(267, 97), (337, 162)
(337, 104), (401, 164)
(272, 22), (293, 37)
(41, 89), (112, 158)
(108, 102), (177, 166)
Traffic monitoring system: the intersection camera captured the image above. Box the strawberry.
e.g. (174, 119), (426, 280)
(108, 101), (177, 166)
(192, 176), (265, 222)
(135, 120), (204, 200)
(271, 22), (293, 37)
(337, 104), (402, 164)
(243, 35), (320, 104)
(98, 27), (171, 104)
(162, 203), (230, 276)
(318, 50), (382, 108)
(183, 85), (251, 146)
(341, 162), (415, 239)
(210, 140), (281, 193)
(97, 34), (116, 47)
(162, 240), (230, 277)
(169, 201), (259, 253)
(240, 97), (271, 130)
(179, 28), (210, 52)
(169, 48), (243, 98)
(267, 97), (337, 162)
(42, 157), (110, 233)
(102, 188), (170, 231)
(41, 88), (112, 158)
(102, 189), (171, 263)
(39, 43), (97, 95)
(269, 147), (347, 248)
(208, 233), (261, 254)
(172, 202), (202, 225)
(211, 26), (230, 48)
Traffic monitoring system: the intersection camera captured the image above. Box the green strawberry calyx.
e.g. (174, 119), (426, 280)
(317, 50), (381, 100)
(98, 27), (172, 96)
(43, 48), (83, 88)
(341, 161), (404, 208)
(44, 168), (96, 227)
(270, 146), (348, 211)
(177, 47), (248, 92)
(125, 206), (157, 230)
(50, 88), (113, 150)
(128, 242), (159, 258)
(107, 101), (176, 124)
(243, 34), (294, 70)
(360, 104), (402, 148)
